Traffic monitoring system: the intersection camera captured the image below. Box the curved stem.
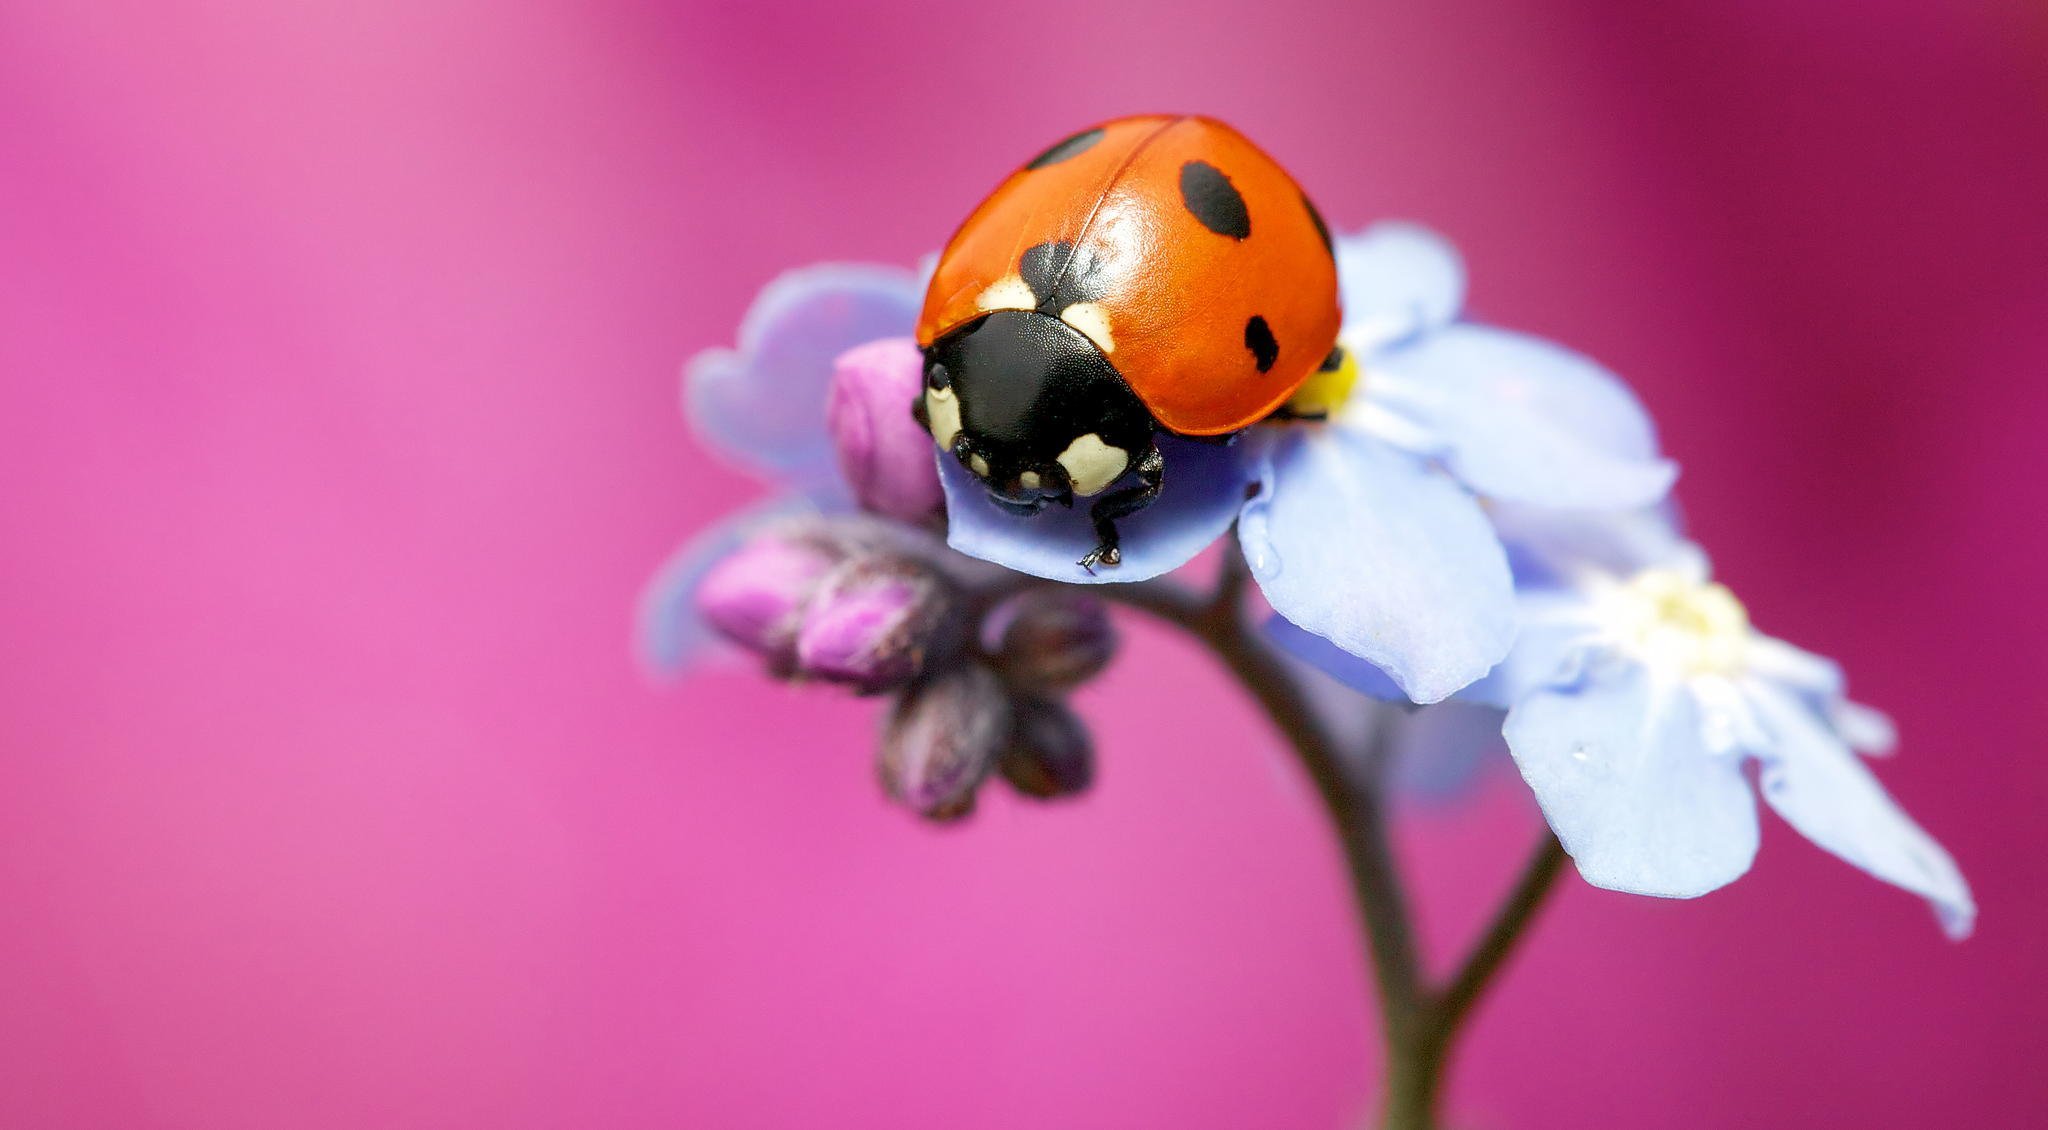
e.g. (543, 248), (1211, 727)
(1435, 831), (1568, 1037)
(1095, 571), (1568, 1130)
(1379, 831), (1568, 1129)
(1106, 578), (1425, 1048)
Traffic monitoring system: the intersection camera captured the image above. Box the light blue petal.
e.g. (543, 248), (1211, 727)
(1745, 633), (1898, 756)
(1387, 700), (1513, 805)
(1503, 657), (1759, 898)
(1745, 635), (1845, 699)
(1831, 698), (1898, 757)
(1278, 644), (1396, 760)
(938, 433), (1252, 584)
(635, 493), (831, 675)
(685, 263), (922, 483)
(1270, 604), (1583, 713)
(1490, 502), (1689, 588)
(1367, 325), (1677, 509)
(1266, 614), (1413, 701)
(1483, 592), (1604, 706)
(1270, 631), (1510, 804)
(1745, 682), (1975, 938)
(1334, 223), (1465, 353)
(1240, 429), (1515, 704)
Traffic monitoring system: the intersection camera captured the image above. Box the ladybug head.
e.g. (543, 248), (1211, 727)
(916, 310), (1155, 512)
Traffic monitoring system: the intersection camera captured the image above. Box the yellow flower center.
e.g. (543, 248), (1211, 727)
(1278, 347), (1362, 420)
(1596, 568), (1752, 677)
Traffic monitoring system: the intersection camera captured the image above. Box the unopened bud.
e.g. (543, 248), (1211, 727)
(795, 555), (957, 694)
(998, 696), (1095, 800)
(879, 666), (1010, 819)
(989, 590), (1118, 692)
(695, 532), (841, 674)
(828, 338), (944, 523)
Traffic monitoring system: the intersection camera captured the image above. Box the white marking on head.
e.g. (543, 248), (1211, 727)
(975, 275), (1037, 313)
(1057, 433), (1129, 497)
(969, 453), (990, 477)
(1019, 470), (1042, 490)
(1059, 302), (1115, 353)
(923, 385), (961, 451)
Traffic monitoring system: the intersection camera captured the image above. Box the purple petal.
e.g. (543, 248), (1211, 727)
(827, 337), (944, 521)
(793, 555), (958, 694)
(695, 530), (841, 665)
(939, 434), (1252, 584)
(685, 263), (921, 483)
(636, 494), (828, 675)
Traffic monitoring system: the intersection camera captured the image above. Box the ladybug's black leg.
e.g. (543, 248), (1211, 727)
(1078, 446), (1166, 572)
(1265, 404), (1329, 422)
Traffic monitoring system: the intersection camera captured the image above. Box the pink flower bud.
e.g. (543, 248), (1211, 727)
(827, 337), (943, 522)
(989, 590), (1118, 692)
(999, 697), (1095, 800)
(879, 666), (1010, 820)
(694, 533), (840, 673)
(795, 556), (957, 694)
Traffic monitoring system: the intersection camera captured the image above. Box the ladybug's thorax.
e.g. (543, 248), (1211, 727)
(918, 311), (1153, 509)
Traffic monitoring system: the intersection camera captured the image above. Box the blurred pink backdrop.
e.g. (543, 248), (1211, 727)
(3, 2), (2044, 1127)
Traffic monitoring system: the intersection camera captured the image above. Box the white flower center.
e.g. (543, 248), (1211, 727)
(1592, 568), (1752, 678)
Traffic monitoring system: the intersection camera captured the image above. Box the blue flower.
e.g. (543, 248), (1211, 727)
(638, 263), (923, 673)
(943, 224), (1677, 702)
(1492, 505), (1972, 937)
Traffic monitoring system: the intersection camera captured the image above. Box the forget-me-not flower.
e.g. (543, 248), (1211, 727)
(1511, 506), (1974, 934)
(1281, 504), (1974, 934)
(940, 223), (1678, 702)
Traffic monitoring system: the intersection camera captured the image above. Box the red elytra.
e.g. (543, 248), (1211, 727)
(917, 114), (1342, 437)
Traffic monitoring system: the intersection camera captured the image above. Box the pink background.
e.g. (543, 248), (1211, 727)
(3, 2), (2044, 1127)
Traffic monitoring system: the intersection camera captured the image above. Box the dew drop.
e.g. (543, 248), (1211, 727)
(1571, 744), (1616, 781)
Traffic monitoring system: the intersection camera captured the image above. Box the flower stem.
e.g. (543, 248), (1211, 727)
(1102, 568), (1568, 1130)
(1103, 578), (1425, 1019)
(1376, 830), (1566, 1129)
(1436, 831), (1568, 1039)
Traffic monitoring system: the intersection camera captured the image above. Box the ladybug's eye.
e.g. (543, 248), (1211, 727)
(925, 361), (951, 391)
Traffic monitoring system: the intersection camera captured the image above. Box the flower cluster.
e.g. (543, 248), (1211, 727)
(884, 589), (1114, 818)
(640, 271), (1117, 817)
(643, 225), (1971, 936)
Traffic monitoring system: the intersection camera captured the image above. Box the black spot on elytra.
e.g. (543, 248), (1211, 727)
(1025, 127), (1105, 170)
(1245, 316), (1279, 373)
(1179, 161), (1251, 240)
(1302, 192), (1333, 256)
(1019, 240), (1111, 312)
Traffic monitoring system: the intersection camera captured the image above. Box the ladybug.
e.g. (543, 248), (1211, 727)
(914, 113), (1344, 569)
